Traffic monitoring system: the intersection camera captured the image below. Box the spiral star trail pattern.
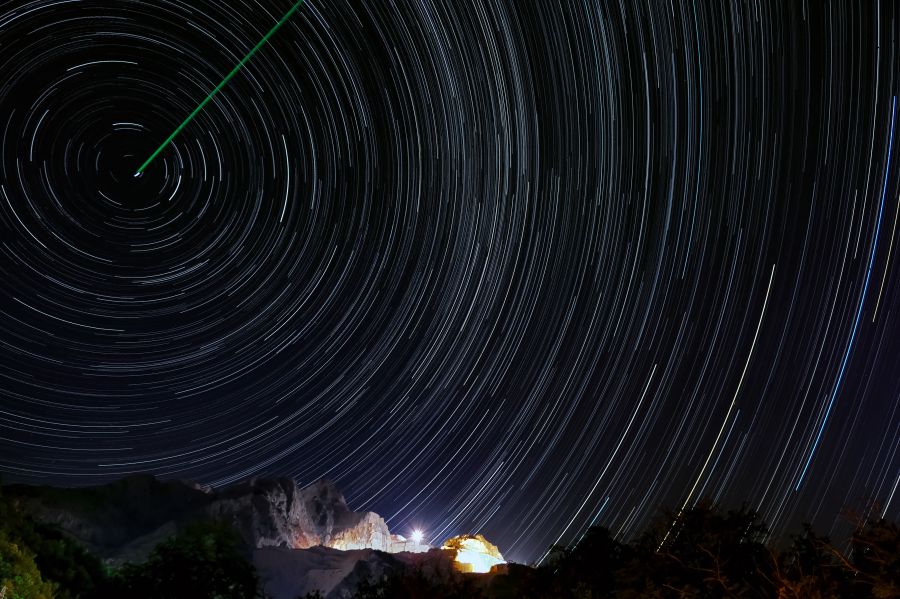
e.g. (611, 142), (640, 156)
(0, 0), (898, 563)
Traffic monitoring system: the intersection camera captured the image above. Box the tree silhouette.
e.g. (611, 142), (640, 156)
(850, 519), (900, 598)
(114, 521), (262, 599)
(600, 502), (775, 598)
(0, 530), (56, 599)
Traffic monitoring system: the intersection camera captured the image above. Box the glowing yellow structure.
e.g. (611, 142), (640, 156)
(441, 534), (506, 573)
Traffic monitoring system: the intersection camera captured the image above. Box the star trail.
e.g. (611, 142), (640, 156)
(0, 0), (898, 564)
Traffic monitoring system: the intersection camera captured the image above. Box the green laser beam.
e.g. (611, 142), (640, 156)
(135, 0), (305, 176)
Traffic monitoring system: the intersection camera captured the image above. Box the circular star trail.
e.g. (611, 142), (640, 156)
(1, 0), (899, 562)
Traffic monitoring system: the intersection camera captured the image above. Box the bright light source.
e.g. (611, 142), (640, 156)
(411, 529), (424, 544)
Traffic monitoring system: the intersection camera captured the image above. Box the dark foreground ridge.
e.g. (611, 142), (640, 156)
(1, 475), (898, 598)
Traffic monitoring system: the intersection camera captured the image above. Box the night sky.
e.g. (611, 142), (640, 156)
(1, 0), (898, 564)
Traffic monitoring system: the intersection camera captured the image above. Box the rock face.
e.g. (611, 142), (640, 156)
(442, 534), (507, 573)
(7, 475), (430, 564)
(205, 477), (316, 549)
(205, 477), (428, 553)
